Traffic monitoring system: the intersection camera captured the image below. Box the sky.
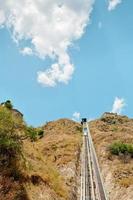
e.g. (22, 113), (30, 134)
(0, 0), (133, 126)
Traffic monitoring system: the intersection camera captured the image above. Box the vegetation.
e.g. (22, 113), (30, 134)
(0, 105), (25, 199)
(0, 101), (44, 155)
(76, 126), (82, 132)
(0, 101), (46, 200)
(26, 127), (38, 141)
(26, 127), (44, 141)
(0, 102), (81, 200)
(119, 177), (133, 188)
(4, 100), (13, 109)
(109, 141), (133, 157)
(38, 129), (44, 138)
(0, 106), (22, 159)
(25, 119), (82, 199)
(42, 162), (67, 198)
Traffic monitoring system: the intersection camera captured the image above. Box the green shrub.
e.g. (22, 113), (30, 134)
(26, 127), (44, 141)
(127, 144), (133, 155)
(0, 106), (22, 159)
(4, 100), (13, 109)
(110, 141), (133, 156)
(0, 137), (21, 154)
(26, 127), (38, 141)
(38, 129), (44, 138)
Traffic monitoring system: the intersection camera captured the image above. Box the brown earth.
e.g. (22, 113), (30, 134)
(1, 111), (133, 200)
(89, 113), (133, 200)
(0, 118), (82, 200)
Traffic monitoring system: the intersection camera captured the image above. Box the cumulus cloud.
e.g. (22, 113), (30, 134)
(72, 112), (81, 121)
(37, 52), (74, 86)
(111, 97), (126, 114)
(108, 0), (122, 11)
(0, 10), (5, 25)
(20, 47), (33, 56)
(0, 0), (94, 87)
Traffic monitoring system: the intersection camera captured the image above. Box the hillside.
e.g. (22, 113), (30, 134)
(89, 112), (133, 200)
(22, 119), (82, 200)
(0, 103), (82, 200)
(0, 102), (133, 200)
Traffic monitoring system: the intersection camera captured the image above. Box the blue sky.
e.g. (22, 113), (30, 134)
(0, 0), (133, 126)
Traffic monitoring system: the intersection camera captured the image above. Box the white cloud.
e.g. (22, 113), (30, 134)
(108, 0), (122, 11)
(0, 0), (94, 87)
(111, 97), (126, 114)
(37, 62), (74, 87)
(20, 47), (33, 56)
(0, 10), (5, 25)
(72, 112), (81, 121)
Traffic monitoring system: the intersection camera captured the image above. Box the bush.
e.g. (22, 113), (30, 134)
(38, 130), (44, 138)
(4, 100), (13, 109)
(26, 127), (44, 141)
(26, 127), (38, 141)
(127, 144), (133, 155)
(0, 137), (21, 155)
(0, 106), (22, 160)
(110, 141), (133, 156)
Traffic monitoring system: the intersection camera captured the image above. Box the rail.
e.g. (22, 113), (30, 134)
(80, 122), (108, 200)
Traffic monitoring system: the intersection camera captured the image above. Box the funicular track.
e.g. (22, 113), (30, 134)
(80, 121), (108, 200)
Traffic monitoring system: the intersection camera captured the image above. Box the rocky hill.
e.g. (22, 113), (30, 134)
(0, 103), (82, 200)
(0, 102), (133, 200)
(22, 119), (82, 200)
(89, 112), (133, 200)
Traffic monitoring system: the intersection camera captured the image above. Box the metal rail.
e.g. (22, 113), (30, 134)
(81, 134), (93, 200)
(80, 122), (108, 200)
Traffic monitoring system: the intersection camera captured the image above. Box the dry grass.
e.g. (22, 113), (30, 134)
(22, 119), (82, 200)
(0, 115), (82, 200)
(89, 113), (133, 200)
(118, 177), (133, 187)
